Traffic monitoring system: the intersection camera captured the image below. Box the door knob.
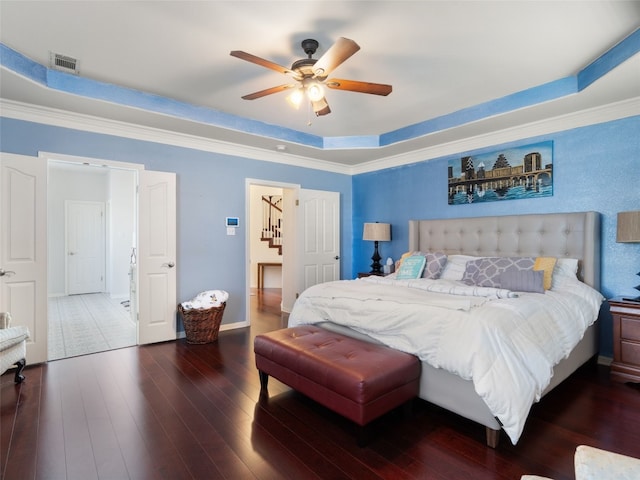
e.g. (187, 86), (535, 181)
(334, 256), (340, 260)
(0, 268), (16, 277)
(162, 262), (175, 268)
(69, 252), (76, 255)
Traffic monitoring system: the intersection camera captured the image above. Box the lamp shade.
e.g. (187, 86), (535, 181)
(617, 211), (640, 243)
(363, 222), (391, 242)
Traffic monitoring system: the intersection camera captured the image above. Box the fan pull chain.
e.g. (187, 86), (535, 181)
(307, 101), (313, 126)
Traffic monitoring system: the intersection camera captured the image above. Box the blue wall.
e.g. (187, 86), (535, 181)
(353, 116), (640, 357)
(0, 117), (353, 329)
(2, 115), (638, 357)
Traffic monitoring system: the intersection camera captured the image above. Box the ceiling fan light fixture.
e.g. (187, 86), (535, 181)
(306, 81), (324, 102)
(312, 97), (331, 116)
(286, 88), (304, 109)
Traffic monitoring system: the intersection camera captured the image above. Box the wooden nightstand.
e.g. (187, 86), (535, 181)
(609, 297), (640, 383)
(357, 272), (387, 278)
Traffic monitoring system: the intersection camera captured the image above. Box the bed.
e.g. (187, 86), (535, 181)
(288, 211), (603, 447)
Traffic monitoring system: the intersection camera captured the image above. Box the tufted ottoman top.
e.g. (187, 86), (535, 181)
(254, 325), (420, 404)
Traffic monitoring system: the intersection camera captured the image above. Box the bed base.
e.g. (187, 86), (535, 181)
(318, 306), (598, 447)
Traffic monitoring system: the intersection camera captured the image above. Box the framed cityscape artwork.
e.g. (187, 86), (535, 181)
(448, 141), (553, 205)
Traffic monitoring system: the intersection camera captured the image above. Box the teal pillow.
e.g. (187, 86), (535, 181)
(396, 255), (427, 279)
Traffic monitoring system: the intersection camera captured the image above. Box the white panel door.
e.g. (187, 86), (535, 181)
(0, 153), (48, 364)
(66, 201), (105, 295)
(296, 189), (340, 295)
(138, 169), (177, 344)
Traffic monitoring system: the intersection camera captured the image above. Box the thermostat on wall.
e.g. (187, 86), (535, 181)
(226, 217), (239, 227)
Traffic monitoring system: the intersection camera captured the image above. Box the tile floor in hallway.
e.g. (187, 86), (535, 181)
(48, 293), (136, 360)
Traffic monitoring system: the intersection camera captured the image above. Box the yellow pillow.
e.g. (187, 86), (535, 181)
(534, 257), (557, 290)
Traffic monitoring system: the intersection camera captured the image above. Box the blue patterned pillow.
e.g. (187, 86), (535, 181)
(462, 256), (535, 287)
(498, 269), (544, 293)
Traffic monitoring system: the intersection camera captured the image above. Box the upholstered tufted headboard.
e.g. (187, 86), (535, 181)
(408, 211), (600, 290)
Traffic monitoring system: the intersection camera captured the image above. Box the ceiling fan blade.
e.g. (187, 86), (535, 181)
(325, 78), (392, 96)
(312, 37), (360, 79)
(312, 97), (331, 116)
(230, 50), (294, 76)
(241, 84), (295, 100)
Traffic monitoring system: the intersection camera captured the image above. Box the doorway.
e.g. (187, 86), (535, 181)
(247, 179), (304, 327)
(47, 160), (138, 360)
(249, 184), (285, 323)
(1, 152), (176, 364)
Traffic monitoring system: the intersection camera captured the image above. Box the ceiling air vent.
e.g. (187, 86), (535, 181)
(49, 52), (79, 74)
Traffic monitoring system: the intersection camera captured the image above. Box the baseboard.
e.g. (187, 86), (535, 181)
(177, 319), (250, 338)
(219, 320), (250, 331)
(597, 355), (612, 366)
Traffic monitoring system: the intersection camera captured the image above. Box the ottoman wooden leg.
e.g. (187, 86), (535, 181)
(258, 370), (269, 393)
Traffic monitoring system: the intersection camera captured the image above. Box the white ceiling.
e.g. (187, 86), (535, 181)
(1, 1), (639, 169)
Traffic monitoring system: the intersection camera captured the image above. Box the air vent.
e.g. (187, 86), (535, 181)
(49, 52), (79, 74)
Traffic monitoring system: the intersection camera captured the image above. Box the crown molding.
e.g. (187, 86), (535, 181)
(349, 96), (640, 175)
(0, 99), (352, 175)
(2, 97), (638, 177)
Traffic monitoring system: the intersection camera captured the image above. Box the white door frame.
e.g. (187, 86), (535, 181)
(40, 153), (145, 174)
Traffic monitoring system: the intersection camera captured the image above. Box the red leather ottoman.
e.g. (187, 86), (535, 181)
(254, 325), (420, 445)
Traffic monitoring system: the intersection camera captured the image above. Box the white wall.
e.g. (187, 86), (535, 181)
(249, 185), (283, 288)
(107, 169), (136, 298)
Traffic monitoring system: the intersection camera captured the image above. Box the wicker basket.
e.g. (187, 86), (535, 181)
(178, 302), (226, 344)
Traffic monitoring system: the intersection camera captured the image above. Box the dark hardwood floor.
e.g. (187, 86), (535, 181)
(2, 288), (639, 479)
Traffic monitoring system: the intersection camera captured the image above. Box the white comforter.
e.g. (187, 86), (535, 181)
(287, 275), (603, 444)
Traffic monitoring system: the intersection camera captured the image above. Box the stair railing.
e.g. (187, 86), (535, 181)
(261, 195), (283, 254)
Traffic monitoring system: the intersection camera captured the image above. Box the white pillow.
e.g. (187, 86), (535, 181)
(440, 254), (482, 281)
(554, 258), (579, 278)
(551, 258), (580, 289)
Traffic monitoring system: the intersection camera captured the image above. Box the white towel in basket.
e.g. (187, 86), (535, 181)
(181, 290), (229, 310)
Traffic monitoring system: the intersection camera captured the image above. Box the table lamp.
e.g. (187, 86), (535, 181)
(363, 222), (391, 274)
(617, 210), (640, 302)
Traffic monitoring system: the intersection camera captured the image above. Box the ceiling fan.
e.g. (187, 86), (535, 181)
(230, 37), (392, 116)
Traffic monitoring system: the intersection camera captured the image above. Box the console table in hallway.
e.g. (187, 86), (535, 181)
(257, 262), (282, 289)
